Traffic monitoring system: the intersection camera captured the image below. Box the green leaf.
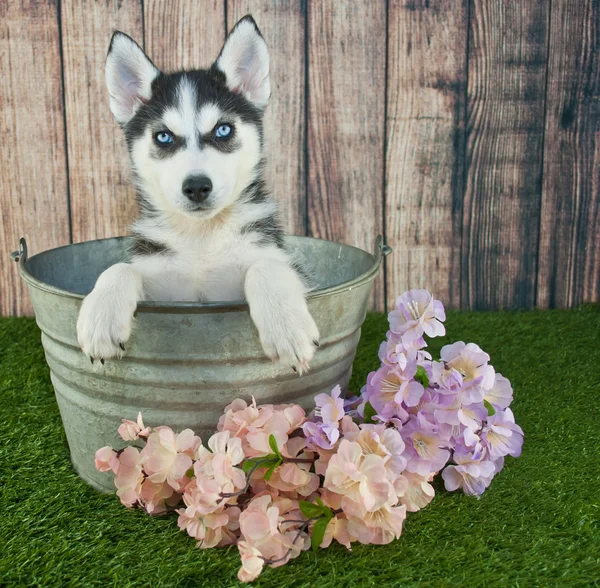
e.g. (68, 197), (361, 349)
(315, 497), (324, 508)
(363, 401), (377, 424)
(299, 500), (324, 519)
(242, 455), (280, 474)
(484, 400), (496, 416)
(311, 517), (330, 552)
(263, 462), (279, 482)
(268, 434), (282, 458)
(321, 505), (334, 522)
(415, 365), (430, 388)
(242, 460), (257, 473)
(185, 467), (194, 479)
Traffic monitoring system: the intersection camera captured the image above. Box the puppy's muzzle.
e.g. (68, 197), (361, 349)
(182, 175), (212, 204)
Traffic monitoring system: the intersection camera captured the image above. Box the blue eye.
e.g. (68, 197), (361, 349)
(155, 131), (173, 145)
(215, 124), (232, 139)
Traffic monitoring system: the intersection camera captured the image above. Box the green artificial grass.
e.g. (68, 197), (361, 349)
(1, 307), (599, 587)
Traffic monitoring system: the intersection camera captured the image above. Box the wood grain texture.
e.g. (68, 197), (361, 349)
(0, 0), (70, 316)
(307, 0), (386, 310)
(144, 0), (225, 71)
(385, 0), (468, 310)
(227, 0), (306, 236)
(537, 0), (600, 308)
(61, 0), (143, 243)
(461, 0), (549, 310)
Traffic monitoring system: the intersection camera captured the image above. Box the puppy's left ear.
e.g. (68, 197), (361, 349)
(214, 15), (270, 108)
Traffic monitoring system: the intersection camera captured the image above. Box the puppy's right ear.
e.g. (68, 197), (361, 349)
(105, 31), (159, 125)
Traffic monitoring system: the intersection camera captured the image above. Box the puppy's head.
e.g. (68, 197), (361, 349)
(106, 16), (270, 220)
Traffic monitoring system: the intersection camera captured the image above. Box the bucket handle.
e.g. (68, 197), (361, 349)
(10, 237), (28, 265)
(375, 235), (393, 259)
(10, 236), (390, 267)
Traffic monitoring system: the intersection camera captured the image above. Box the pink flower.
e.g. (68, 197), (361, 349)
(114, 446), (143, 507)
(177, 505), (238, 548)
(140, 479), (179, 515)
(324, 440), (392, 512)
(196, 431), (246, 494)
(94, 446), (119, 473)
(219, 397), (270, 437)
(117, 412), (151, 441)
(237, 541), (265, 582)
(321, 516), (354, 550)
(314, 385), (345, 426)
(239, 495), (296, 564)
(140, 427), (199, 491)
(182, 476), (224, 516)
(345, 492), (407, 545)
(396, 472), (435, 512)
(343, 426), (407, 481)
(388, 289), (446, 343)
(267, 438), (319, 496)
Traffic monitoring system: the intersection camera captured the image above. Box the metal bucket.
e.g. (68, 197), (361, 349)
(12, 235), (390, 492)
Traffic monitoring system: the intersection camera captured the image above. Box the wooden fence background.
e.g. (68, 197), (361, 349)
(1, 0), (599, 316)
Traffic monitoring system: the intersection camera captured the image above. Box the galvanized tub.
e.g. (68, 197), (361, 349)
(13, 235), (390, 492)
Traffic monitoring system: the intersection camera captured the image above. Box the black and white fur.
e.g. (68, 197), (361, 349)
(77, 16), (319, 373)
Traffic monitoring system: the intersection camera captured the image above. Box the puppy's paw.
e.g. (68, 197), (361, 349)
(257, 305), (320, 375)
(77, 291), (135, 361)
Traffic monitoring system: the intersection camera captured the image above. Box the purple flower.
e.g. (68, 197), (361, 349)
(367, 363), (424, 422)
(379, 332), (431, 368)
(480, 408), (524, 459)
(302, 421), (340, 451)
(388, 289), (446, 344)
(442, 444), (496, 496)
(484, 373), (514, 410)
(434, 342), (496, 404)
(401, 414), (451, 476)
(442, 460), (496, 497)
(314, 385), (345, 427)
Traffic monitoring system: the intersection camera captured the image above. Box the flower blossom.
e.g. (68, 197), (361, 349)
(117, 412), (151, 441)
(402, 414), (451, 476)
(237, 541), (265, 582)
(114, 446), (143, 507)
(484, 373), (514, 410)
(239, 495), (307, 567)
(140, 427), (200, 491)
(195, 431), (246, 494)
(94, 446), (119, 473)
(324, 440), (392, 513)
(480, 408), (524, 459)
(433, 342), (495, 404)
(388, 289), (446, 343)
(442, 446), (497, 496)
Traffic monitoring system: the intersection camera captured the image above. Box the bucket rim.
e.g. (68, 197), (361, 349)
(14, 235), (391, 314)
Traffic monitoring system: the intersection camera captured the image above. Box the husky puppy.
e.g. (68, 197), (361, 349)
(76, 16), (319, 373)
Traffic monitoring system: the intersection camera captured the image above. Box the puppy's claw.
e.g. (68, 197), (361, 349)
(313, 340), (320, 347)
(90, 357), (94, 365)
(100, 358), (105, 365)
(119, 342), (125, 351)
(291, 366), (297, 373)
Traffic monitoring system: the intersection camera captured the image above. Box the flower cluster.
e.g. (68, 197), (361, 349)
(95, 289), (523, 583)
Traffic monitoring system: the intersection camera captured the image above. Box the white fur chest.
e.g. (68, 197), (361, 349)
(131, 214), (289, 303)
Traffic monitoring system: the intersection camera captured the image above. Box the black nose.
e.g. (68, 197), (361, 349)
(182, 175), (212, 203)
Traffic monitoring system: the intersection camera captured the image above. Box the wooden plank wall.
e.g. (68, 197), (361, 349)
(1, 0), (599, 316)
